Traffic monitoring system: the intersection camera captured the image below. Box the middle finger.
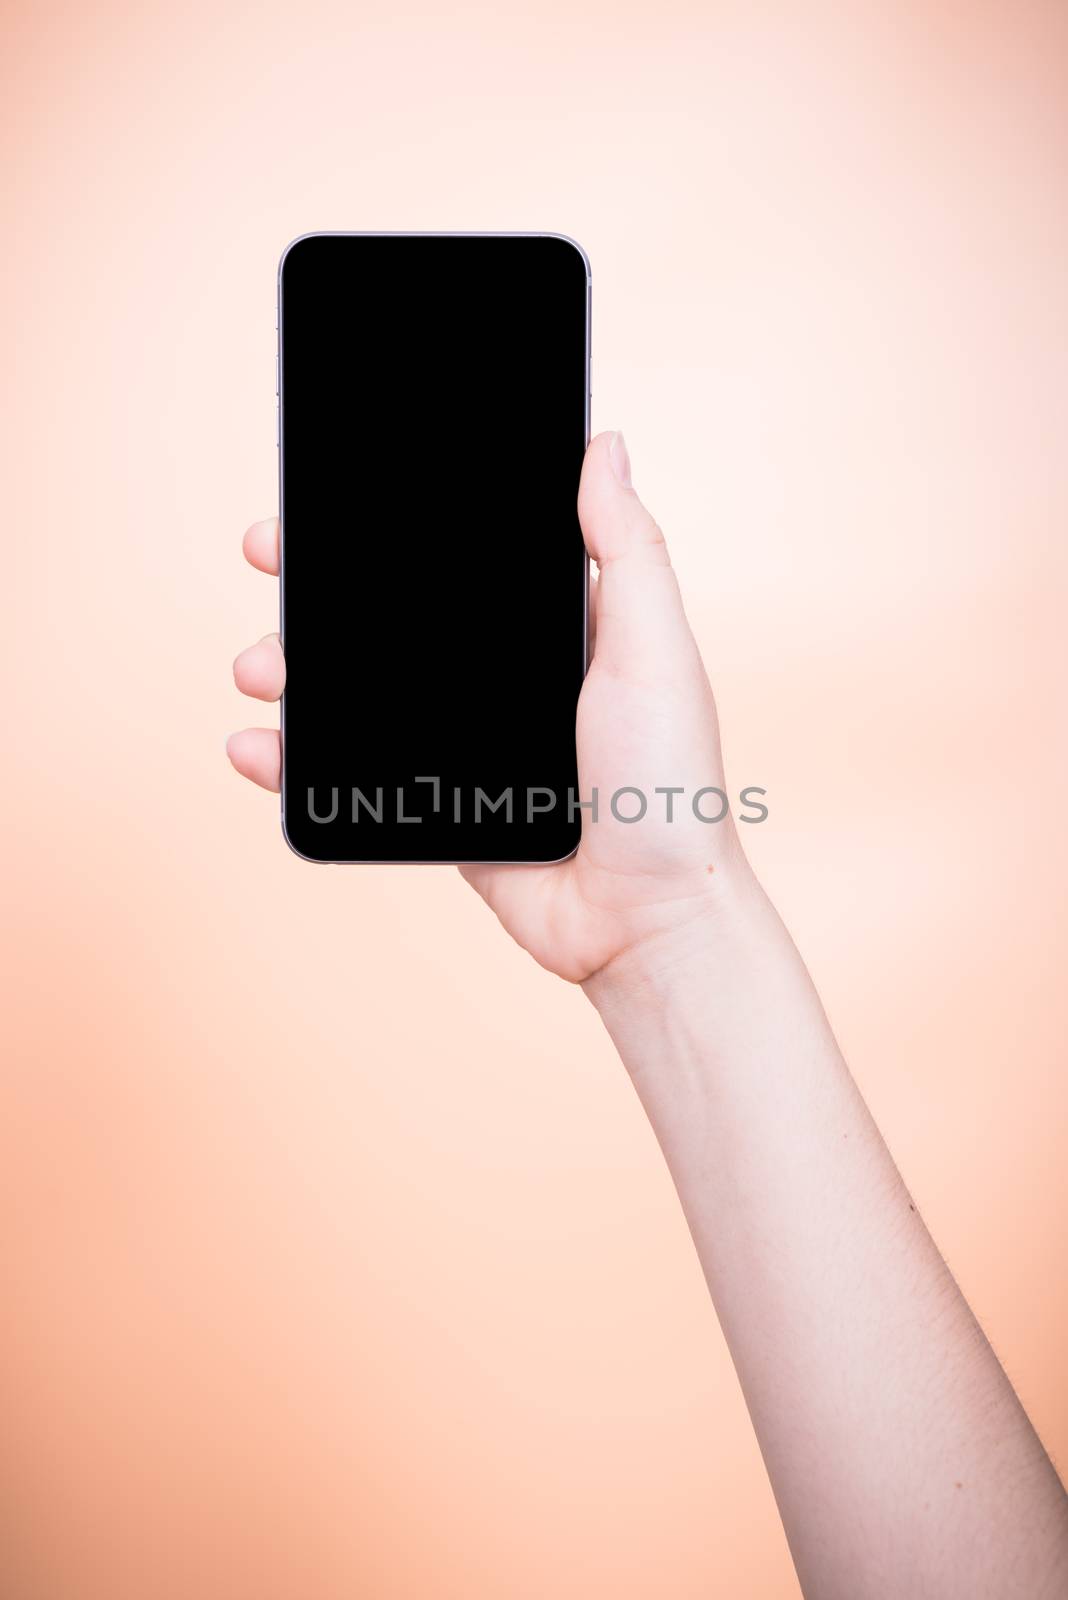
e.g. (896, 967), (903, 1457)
(233, 633), (285, 701)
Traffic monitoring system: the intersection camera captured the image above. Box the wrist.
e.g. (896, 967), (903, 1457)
(583, 863), (836, 1142)
(582, 857), (772, 1018)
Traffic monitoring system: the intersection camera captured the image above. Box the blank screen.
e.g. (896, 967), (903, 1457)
(279, 233), (589, 862)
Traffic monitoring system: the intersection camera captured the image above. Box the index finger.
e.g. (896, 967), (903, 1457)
(243, 518), (279, 575)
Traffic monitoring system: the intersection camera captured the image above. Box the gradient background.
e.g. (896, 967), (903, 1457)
(3, 2), (1067, 1595)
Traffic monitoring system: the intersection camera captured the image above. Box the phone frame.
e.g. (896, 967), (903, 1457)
(276, 230), (592, 866)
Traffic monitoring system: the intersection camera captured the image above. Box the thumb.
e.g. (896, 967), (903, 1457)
(578, 431), (698, 679)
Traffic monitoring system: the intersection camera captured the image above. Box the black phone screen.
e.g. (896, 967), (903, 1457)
(278, 233), (590, 863)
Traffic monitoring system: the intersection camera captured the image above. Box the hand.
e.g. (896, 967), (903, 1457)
(228, 430), (750, 982)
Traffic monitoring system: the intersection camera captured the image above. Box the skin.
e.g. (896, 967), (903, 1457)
(228, 430), (1068, 1597)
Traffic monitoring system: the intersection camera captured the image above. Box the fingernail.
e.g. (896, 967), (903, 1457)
(608, 430), (632, 488)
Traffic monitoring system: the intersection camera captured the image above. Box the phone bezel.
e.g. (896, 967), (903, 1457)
(276, 231), (592, 866)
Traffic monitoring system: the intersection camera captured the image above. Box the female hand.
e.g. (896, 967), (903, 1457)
(228, 429), (753, 982)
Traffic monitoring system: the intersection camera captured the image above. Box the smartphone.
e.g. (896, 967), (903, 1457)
(277, 232), (591, 864)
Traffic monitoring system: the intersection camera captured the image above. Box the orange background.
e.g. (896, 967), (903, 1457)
(3, 2), (1067, 1595)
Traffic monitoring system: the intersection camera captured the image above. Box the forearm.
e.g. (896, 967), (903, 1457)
(586, 866), (1068, 1600)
